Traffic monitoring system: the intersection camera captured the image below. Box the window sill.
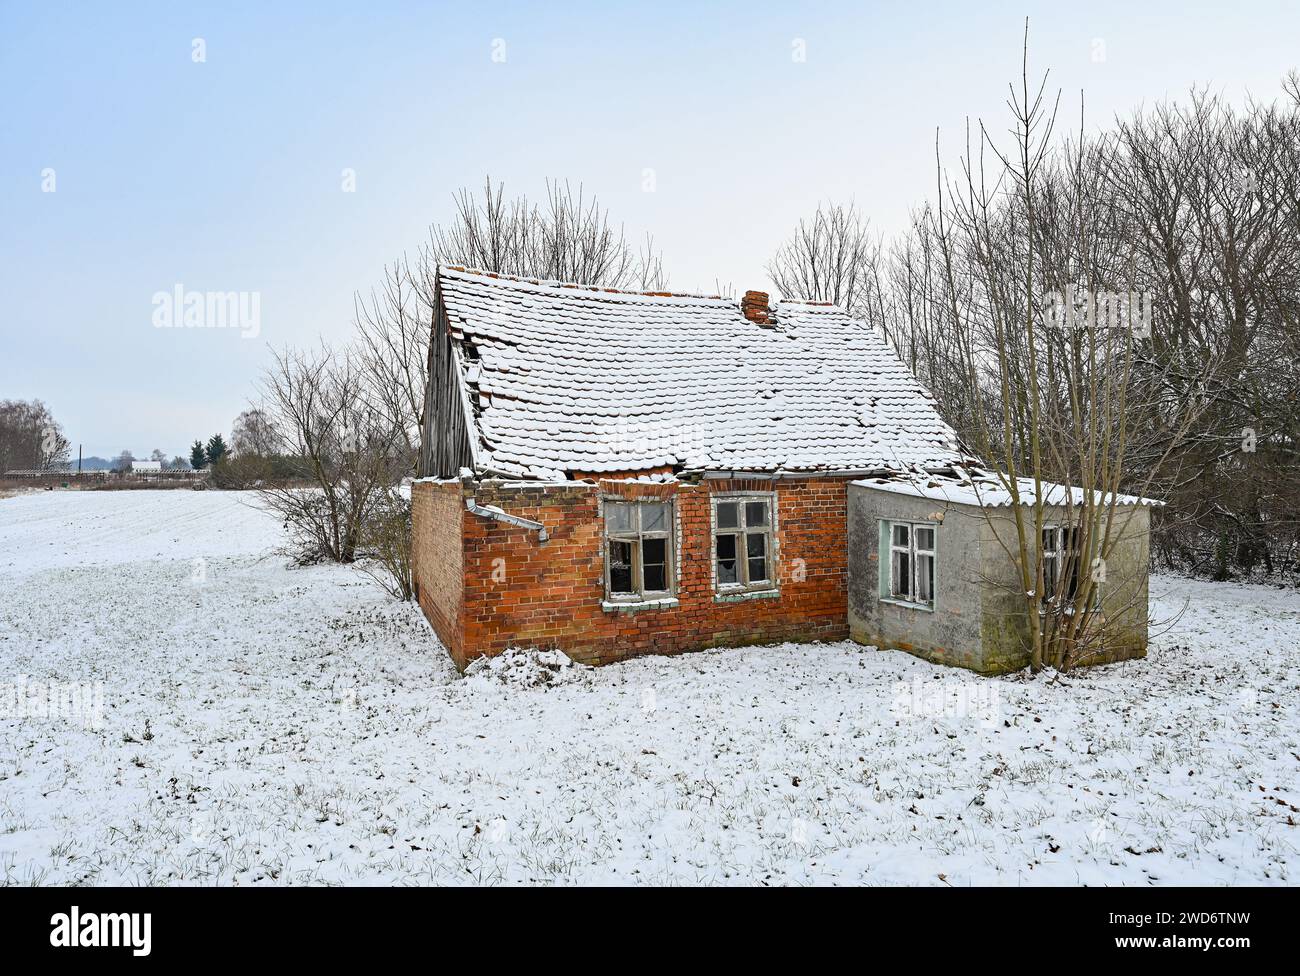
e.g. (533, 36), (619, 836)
(714, 587), (780, 604)
(880, 597), (935, 613)
(602, 597), (679, 614)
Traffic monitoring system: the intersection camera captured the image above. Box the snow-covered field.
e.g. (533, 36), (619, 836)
(0, 490), (1295, 886)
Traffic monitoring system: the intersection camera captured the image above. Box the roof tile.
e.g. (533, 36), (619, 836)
(439, 266), (965, 478)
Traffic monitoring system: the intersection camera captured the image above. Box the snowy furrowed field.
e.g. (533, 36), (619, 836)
(0, 490), (1296, 886)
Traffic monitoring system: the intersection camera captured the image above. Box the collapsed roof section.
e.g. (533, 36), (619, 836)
(436, 266), (966, 481)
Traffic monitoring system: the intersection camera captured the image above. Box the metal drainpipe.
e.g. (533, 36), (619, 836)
(464, 497), (549, 542)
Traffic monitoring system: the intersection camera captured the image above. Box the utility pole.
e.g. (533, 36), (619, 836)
(78, 444), (82, 473)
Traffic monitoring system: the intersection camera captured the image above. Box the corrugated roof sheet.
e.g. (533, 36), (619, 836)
(853, 469), (1163, 507)
(438, 266), (965, 480)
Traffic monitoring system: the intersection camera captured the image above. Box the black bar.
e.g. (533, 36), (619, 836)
(0, 887), (1283, 963)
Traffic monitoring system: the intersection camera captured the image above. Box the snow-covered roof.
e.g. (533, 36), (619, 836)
(853, 468), (1162, 508)
(130, 460), (162, 472)
(438, 266), (965, 480)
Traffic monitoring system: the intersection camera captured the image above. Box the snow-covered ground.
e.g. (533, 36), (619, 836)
(0, 490), (1295, 886)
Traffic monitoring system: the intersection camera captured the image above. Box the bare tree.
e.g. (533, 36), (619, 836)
(877, 41), (1300, 591)
(423, 176), (668, 290)
(353, 260), (429, 473)
(231, 407), (278, 457)
(354, 176), (670, 477)
(889, 23), (1230, 671)
(767, 201), (883, 319)
(254, 345), (406, 565)
(1105, 89), (1300, 578)
(0, 399), (70, 472)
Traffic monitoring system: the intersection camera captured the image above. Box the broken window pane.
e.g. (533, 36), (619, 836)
(745, 501), (768, 527)
(642, 537), (667, 591)
(716, 533), (738, 584)
(1064, 544), (1080, 601)
(1042, 526), (1075, 604)
(642, 538), (667, 587)
(716, 502), (739, 529)
(892, 550), (911, 599)
(609, 540), (634, 594)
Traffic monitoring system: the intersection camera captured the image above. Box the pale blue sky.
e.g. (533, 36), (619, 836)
(2, 0), (1297, 458)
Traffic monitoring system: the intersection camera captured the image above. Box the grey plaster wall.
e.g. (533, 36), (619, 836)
(847, 486), (989, 670)
(979, 503), (1150, 670)
(848, 484), (1151, 674)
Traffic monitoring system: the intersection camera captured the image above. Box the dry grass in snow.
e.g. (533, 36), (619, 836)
(0, 490), (1295, 885)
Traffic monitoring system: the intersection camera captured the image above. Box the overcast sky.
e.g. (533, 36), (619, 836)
(2, 0), (1297, 459)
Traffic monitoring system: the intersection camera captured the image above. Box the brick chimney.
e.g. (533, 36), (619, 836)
(742, 290), (771, 325)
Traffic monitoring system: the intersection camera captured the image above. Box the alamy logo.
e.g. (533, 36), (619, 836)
(49, 906), (151, 956)
(152, 284), (261, 338)
(890, 677), (1002, 728)
(1044, 285), (1153, 338)
(609, 413), (705, 461)
(0, 676), (104, 729)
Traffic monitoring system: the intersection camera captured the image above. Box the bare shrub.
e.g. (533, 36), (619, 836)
(254, 345), (406, 565)
(356, 488), (413, 601)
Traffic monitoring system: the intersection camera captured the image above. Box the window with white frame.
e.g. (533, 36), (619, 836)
(886, 521), (936, 608)
(713, 495), (775, 591)
(1042, 525), (1093, 606)
(603, 499), (674, 601)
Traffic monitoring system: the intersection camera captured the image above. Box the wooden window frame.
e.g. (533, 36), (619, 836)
(602, 498), (676, 603)
(1041, 524), (1097, 610)
(712, 492), (777, 593)
(884, 520), (937, 611)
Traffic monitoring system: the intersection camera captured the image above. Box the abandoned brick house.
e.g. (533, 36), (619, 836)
(412, 266), (1155, 673)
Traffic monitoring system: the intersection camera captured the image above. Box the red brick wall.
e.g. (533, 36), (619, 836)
(412, 476), (851, 668)
(411, 480), (467, 665)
